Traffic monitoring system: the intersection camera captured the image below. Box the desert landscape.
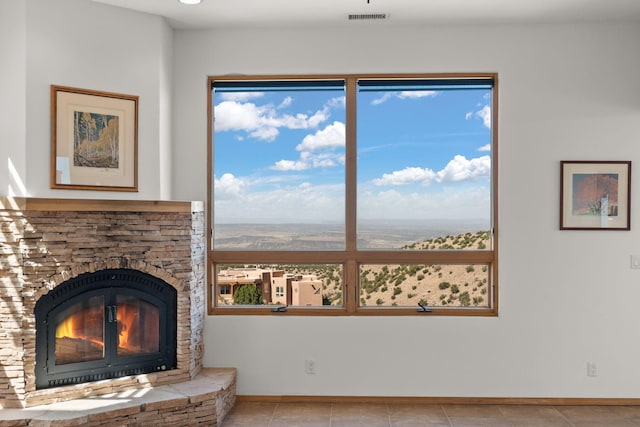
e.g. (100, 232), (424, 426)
(219, 228), (491, 308)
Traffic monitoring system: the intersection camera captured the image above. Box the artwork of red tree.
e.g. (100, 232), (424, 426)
(572, 173), (619, 216)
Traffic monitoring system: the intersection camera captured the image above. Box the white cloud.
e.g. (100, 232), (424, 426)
(371, 91), (437, 105)
(249, 126), (279, 141)
(476, 105), (491, 129)
(372, 167), (437, 186)
(398, 90), (437, 99)
(214, 173), (246, 198)
(359, 186), (490, 221)
(215, 182), (345, 223)
(214, 101), (268, 132)
(478, 144), (491, 152)
(272, 159), (309, 171)
(271, 122), (346, 171)
(327, 96), (346, 109)
(278, 96), (293, 109)
(214, 100), (332, 142)
(296, 121), (345, 152)
(373, 155), (491, 186)
(466, 104), (491, 129)
(436, 155), (491, 183)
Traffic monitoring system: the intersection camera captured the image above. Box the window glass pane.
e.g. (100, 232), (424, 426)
(216, 264), (343, 307)
(356, 81), (492, 250)
(360, 264), (490, 308)
(213, 82), (346, 250)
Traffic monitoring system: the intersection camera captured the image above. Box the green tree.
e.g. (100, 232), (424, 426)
(233, 284), (263, 305)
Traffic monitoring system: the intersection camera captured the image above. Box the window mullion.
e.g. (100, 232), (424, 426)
(345, 77), (358, 253)
(345, 77), (358, 312)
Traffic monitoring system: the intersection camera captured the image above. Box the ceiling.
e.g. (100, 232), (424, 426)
(88, 0), (640, 30)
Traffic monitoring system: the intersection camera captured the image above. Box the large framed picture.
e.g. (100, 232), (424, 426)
(560, 160), (631, 230)
(51, 85), (138, 191)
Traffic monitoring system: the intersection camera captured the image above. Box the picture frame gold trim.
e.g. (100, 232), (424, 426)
(560, 160), (631, 230)
(51, 85), (138, 191)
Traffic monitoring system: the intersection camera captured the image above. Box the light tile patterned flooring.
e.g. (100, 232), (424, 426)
(221, 401), (640, 426)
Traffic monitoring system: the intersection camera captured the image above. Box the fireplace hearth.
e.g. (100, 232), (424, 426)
(35, 268), (178, 389)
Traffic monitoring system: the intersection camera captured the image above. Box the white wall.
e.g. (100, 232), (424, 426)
(173, 23), (640, 398)
(19, 0), (173, 199)
(0, 2), (27, 197)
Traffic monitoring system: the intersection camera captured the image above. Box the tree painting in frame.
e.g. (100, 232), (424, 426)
(560, 161), (631, 230)
(51, 86), (138, 191)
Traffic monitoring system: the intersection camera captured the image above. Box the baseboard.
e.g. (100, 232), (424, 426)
(236, 395), (640, 406)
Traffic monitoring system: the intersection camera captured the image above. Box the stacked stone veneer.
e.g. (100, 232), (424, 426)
(0, 198), (206, 408)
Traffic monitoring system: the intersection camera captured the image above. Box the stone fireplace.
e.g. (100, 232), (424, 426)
(0, 197), (206, 408)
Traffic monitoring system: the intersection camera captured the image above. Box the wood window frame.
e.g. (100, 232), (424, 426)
(207, 73), (499, 317)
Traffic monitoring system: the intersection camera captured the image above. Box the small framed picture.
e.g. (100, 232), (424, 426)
(51, 85), (138, 191)
(560, 161), (631, 230)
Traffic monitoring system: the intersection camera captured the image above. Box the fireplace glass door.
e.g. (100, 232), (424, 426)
(115, 295), (160, 357)
(36, 269), (177, 389)
(53, 293), (162, 366)
(54, 295), (105, 365)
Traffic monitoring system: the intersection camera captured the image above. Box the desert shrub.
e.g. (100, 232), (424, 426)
(466, 265), (475, 273)
(450, 284), (459, 294)
(459, 291), (471, 306)
(439, 282), (451, 290)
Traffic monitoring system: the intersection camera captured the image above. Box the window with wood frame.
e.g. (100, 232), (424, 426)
(208, 74), (498, 316)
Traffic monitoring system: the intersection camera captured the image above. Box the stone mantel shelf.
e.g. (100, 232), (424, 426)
(0, 197), (203, 213)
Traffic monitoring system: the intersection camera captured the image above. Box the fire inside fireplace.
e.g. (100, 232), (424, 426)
(54, 294), (160, 365)
(35, 269), (177, 389)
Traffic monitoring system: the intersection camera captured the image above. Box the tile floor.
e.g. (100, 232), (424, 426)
(221, 401), (640, 426)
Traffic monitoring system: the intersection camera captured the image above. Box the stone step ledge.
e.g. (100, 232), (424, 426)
(0, 368), (236, 427)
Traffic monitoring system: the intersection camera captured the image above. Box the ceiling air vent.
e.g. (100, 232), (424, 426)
(348, 13), (389, 21)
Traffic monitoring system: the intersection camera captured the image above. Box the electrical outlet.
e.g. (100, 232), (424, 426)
(305, 359), (316, 374)
(587, 362), (598, 377)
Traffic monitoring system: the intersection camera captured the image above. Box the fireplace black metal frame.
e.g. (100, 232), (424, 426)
(35, 269), (177, 390)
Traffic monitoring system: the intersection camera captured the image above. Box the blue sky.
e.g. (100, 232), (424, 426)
(213, 84), (491, 224)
